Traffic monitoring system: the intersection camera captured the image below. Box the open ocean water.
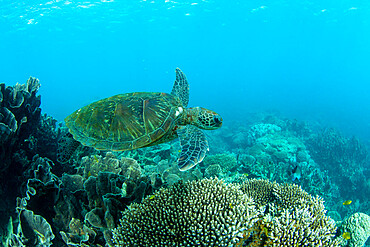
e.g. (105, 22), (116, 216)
(0, 0), (370, 246)
(1, 0), (369, 140)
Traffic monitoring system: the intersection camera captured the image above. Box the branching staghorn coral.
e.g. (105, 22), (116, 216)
(260, 198), (339, 246)
(241, 179), (341, 246)
(112, 178), (260, 246)
(112, 178), (341, 246)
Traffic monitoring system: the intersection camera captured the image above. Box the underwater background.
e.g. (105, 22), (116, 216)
(0, 0), (369, 246)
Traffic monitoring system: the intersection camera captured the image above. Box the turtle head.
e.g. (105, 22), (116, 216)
(188, 107), (223, 130)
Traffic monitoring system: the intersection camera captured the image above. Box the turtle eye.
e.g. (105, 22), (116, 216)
(213, 115), (222, 125)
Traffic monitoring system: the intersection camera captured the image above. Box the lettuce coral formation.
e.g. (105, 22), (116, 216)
(0, 77), (42, 172)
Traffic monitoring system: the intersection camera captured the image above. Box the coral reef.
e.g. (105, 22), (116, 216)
(306, 128), (370, 204)
(112, 178), (341, 246)
(18, 209), (55, 246)
(240, 178), (277, 207)
(338, 212), (370, 247)
(3, 155), (59, 246)
(52, 152), (152, 246)
(118, 143), (205, 186)
(202, 153), (237, 174)
(4, 209), (55, 247)
(120, 143), (176, 167)
(0, 77), (42, 171)
(248, 123), (282, 142)
(204, 163), (222, 177)
(141, 153), (203, 186)
(1, 75), (369, 247)
(209, 115), (370, 219)
(56, 131), (81, 164)
(59, 217), (96, 247)
(232, 123), (339, 208)
(240, 179), (341, 246)
(0, 78), (68, 243)
(83, 171), (148, 245)
(112, 178), (260, 246)
(3, 146), (152, 246)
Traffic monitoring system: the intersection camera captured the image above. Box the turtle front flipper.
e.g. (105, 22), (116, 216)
(177, 125), (209, 171)
(171, 68), (189, 107)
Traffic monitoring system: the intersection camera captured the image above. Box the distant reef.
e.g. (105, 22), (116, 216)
(1, 77), (369, 246)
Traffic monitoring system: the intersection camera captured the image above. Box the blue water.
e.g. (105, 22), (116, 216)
(1, 0), (369, 142)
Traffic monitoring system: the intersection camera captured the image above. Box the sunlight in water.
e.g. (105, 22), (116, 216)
(1, 0), (369, 33)
(2, 0), (212, 28)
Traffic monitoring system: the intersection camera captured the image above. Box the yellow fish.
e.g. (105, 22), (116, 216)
(229, 203), (234, 209)
(261, 226), (269, 236)
(342, 232), (350, 240)
(343, 200), (352, 206)
(149, 195), (156, 200)
(93, 154), (99, 163)
(33, 229), (46, 242)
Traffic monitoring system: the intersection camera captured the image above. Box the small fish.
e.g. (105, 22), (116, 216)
(343, 200), (352, 206)
(264, 204), (270, 214)
(291, 164), (301, 182)
(261, 226), (269, 236)
(229, 203), (234, 209)
(243, 173), (249, 177)
(342, 232), (350, 240)
(93, 154), (99, 163)
(87, 171), (92, 178)
(149, 195), (156, 200)
(33, 229), (46, 242)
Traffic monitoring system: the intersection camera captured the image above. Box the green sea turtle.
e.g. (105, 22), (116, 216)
(65, 68), (222, 171)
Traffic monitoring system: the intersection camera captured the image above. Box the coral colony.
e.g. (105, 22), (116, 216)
(0, 77), (369, 246)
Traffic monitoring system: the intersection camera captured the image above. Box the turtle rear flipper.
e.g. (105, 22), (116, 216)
(171, 68), (189, 107)
(177, 125), (209, 171)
